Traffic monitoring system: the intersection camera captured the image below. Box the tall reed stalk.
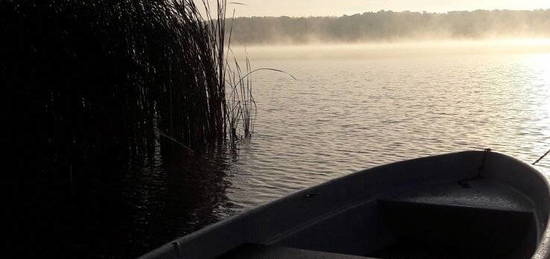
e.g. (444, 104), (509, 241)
(3, 0), (256, 256)
(4, 0), (256, 167)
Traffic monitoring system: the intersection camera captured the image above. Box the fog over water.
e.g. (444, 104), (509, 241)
(228, 10), (550, 45)
(232, 39), (550, 60)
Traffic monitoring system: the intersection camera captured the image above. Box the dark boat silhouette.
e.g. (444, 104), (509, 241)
(140, 151), (550, 259)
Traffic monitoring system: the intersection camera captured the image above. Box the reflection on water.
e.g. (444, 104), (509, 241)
(118, 147), (237, 257)
(95, 47), (550, 257)
(28, 143), (237, 258)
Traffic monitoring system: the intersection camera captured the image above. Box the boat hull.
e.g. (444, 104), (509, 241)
(140, 151), (550, 259)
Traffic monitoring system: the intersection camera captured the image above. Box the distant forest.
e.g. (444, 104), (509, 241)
(228, 10), (550, 44)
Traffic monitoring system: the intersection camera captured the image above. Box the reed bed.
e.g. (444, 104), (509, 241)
(4, 0), (255, 168)
(3, 0), (255, 256)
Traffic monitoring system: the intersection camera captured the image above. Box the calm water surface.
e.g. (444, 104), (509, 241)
(130, 45), (550, 257)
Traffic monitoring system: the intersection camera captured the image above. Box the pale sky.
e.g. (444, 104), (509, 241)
(220, 0), (550, 17)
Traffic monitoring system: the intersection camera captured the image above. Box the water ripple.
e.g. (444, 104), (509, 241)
(225, 53), (550, 212)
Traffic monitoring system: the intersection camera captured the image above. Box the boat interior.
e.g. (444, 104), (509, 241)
(221, 178), (539, 259)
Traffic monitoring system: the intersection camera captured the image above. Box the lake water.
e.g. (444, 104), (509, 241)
(226, 43), (550, 209)
(129, 43), (550, 257)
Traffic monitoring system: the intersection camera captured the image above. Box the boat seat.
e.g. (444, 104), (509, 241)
(369, 180), (538, 259)
(220, 244), (380, 259)
(382, 178), (534, 212)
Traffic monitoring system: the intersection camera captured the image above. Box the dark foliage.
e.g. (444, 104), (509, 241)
(1, 0), (242, 257)
(229, 9), (550, 44)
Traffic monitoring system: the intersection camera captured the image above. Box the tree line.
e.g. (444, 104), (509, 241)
(228, 9), (550, 44)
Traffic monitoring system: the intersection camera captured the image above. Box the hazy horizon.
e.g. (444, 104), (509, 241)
(226, 8), (550, 19)
(214, 0), (550, 17)
(227, 10), (550, 45)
